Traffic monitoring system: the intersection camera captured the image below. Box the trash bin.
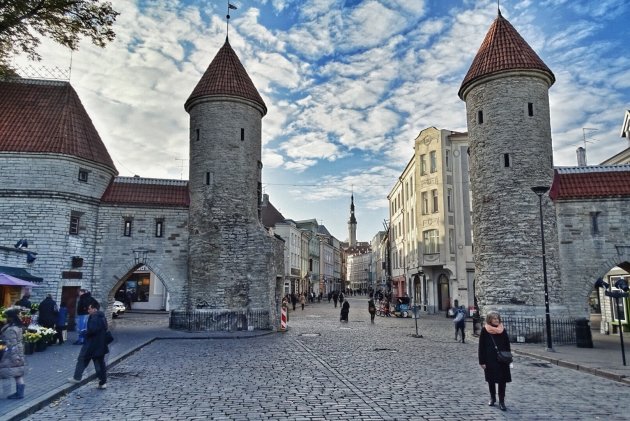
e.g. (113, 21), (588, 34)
(575, 318), (593, 348)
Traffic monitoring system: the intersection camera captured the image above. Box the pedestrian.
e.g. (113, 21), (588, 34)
(453, 305), (466, 343)
(38, 293), (58, 331)
(300, 293), (305, 311)
(368, 298), (376, 324)
(15, 293), (31, 310)
(291, 293), (297, 311)
(340, 300), (350, 322)
(75, 289), (96, 345)
(0, 308), (26, 399)
(478, 311), (512, 411)
(332, 291), (338, 308)
(54, 302), (68, 345)
(68, 301), (109, 389)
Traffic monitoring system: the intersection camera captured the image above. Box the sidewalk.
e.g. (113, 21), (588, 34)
(0, 312), (272, 421)
(0, 311), (628, 420)
(510, 328), (630, 385)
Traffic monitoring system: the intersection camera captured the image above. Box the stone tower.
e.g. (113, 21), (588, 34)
(458, 11), (563, 318)
(348, 194), (357, 247)
(184, 38), (283, 318)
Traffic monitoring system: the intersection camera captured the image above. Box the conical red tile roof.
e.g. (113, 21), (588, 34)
(459, 12), (555, 99)
(0, 79), (116, 171)
(185, 39), (267, 114)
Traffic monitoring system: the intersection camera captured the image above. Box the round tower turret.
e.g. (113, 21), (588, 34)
(185, 39), (280, 313)
(459, 11), (562, 317)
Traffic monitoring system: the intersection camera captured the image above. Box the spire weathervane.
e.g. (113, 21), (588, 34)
(226, 2), (238, 40)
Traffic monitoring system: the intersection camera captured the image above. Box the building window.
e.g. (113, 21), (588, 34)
(423, 229), (439, 254)
(449, 229), (454, 254)
(528, 102), (534, 117)
(69, 213), (81, 235)
(503, 153), (511, 168)
(447, 188), (453, 212)
(590, 211), (601, 235)
(430, 151), (437, 173)
(206, 172), (211, 185)
(422, 192), (428, 214)
(477, 110), (484, 124)
(196, 128), (200, 141)
(155, 220), (164, 238)
(78, 169), (89, 182)
(445, 150), (451, 171)
(420, 154), (427, 175)
(124, 219), (132, 237)
(241, 128), (245, 141)
(432, 189), (439, 213)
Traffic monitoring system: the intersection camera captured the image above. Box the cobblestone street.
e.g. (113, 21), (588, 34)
(24, 298), (629, 420)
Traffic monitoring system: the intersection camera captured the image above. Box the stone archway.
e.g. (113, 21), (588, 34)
(102, 256), (184, 313)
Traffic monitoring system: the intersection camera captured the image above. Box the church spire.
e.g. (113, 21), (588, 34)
(348, 193), (357, 247)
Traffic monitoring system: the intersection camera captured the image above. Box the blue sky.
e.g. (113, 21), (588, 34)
(17, 0), (630, 242)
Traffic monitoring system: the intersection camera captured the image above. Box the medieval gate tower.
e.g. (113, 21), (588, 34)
(184, 38), (282, 319)
(458, 11), (564, 319)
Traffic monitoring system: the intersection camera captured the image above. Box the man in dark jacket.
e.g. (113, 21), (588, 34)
(68, 301), (109, 389)
(74, 289), (96, 345)
(15, 293), (31, 310)
(38, 294), (58, 329)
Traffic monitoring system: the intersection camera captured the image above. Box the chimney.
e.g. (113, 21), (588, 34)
(576, 147), (587, 167)
(262, 193), (269, 206)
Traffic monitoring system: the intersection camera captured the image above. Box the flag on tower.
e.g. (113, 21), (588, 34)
(228, 3), (238, 9)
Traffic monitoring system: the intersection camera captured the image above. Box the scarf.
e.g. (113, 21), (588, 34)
(485, 322), (504, 335)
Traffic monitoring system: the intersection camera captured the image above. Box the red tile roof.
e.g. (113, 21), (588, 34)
(459, 12), (555, 99)
(261, 200), (285, 228)
(185, 39), (267, 114)
(0, 79), (116, 171)
(550, 166), (630, 200)
(101, 177), (189, 207)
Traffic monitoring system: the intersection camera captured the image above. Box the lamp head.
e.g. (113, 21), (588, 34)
(594, 278), (609, 289)
(531, 186), (550, 197)
(614, 278), (629, 292)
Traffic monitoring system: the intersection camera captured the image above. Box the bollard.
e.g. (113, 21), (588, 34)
(280, 305), (287, 332)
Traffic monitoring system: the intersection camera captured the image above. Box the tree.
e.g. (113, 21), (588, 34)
(0, 0), (119, 76)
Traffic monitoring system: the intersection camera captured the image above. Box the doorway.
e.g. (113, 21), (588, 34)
(61, 286), (80, 331)
(437, 274), (450, 311)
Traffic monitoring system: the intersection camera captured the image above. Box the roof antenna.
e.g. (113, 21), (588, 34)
(497, 0), (502, 16)
(226, 2), (238, 41)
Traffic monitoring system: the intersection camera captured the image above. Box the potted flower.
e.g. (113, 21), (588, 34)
(38, 327), (56, 346)
(23, 331), (40, 355)
(19, 311), (32, 328)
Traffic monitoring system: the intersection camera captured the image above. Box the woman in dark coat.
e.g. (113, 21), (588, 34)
(340, 300), (350, 322)
(69, 301), (109, 388)
(478, 311), (511, 411)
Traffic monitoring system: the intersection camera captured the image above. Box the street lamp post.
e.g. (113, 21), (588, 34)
(595, 277), (628, 366)
(531, 186), (554, 352)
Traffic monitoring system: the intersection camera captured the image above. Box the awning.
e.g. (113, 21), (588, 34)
(0, 266), (43, 283)
(0, 273), (40, 287)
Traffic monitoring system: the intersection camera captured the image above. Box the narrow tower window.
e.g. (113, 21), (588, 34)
(241, 128), (245, 141)
(590, 211), (601, 235)
(477, 110), (484, 124)
(205, 172), (211, 185)
(196, 128), (200, 141)
(503, 153), (511, 168)
(155, 220), (164, 238)
(528, 102), (534, 116)
(123, 219), (132, 237)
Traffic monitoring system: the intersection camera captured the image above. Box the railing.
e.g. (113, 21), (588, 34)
(169, 309), (271, 332)
(502, 317), (578, 345)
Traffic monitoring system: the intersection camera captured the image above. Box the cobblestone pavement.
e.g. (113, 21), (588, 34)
(18, 297), (629, 420)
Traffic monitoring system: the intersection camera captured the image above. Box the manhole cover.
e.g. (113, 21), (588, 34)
(299, 333), (321, 337)
(373, 348), (397, 352)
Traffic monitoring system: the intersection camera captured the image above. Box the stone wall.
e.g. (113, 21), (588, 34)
(95, 204), (189, 310)
(555, 197), (630, 318)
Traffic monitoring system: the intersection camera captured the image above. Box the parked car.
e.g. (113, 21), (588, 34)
(113, 300), (126, 318)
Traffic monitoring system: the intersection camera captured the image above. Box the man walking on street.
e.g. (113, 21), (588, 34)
(68, 301), (110, 389)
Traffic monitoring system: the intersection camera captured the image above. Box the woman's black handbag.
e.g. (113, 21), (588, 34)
(497, 350), (513, 364)
(490, 335), (513, 364)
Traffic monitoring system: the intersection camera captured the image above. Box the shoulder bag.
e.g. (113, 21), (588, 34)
(489, 334), (513, 364)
